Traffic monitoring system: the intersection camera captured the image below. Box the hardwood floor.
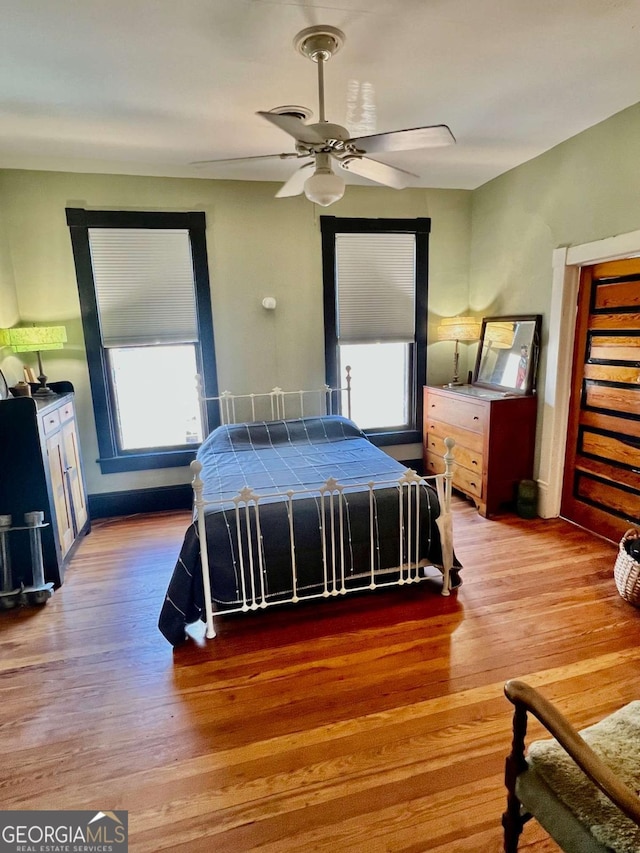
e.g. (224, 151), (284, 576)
(2, 497), (639, 852)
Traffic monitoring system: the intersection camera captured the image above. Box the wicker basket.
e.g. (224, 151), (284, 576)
(614, 529), (640, 606)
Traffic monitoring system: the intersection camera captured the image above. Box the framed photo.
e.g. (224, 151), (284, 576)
(473, 315), (542, 395)
(0, 369), (8, 400)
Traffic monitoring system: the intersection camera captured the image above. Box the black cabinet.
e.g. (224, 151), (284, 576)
(0, 382), (90, 586)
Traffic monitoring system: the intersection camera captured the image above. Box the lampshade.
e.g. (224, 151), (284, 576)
(0, 325), (67, 397)
(304, 155), (345, 207)
(5, 325), (67, 352)
(484, 321), (514, 349)
(437, 316), (481, 342)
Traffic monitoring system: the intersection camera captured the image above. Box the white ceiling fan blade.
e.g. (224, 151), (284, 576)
(339, 157), (417, 190)
(275, 162), (315, 198)
(191, 152), (301, 166)
(349, 124), (455, 154)
(257, 111), (326, 145)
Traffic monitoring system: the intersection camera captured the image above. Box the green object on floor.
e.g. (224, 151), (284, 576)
(517, 479), (538, 519)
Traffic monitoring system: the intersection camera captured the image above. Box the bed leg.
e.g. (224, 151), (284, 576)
(436, 437), (455, 596)
(192, 459), (217, 641)
(442, 509), (453, 597)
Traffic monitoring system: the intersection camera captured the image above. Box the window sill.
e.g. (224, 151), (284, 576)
(98, 448), (197, 474)
(365, 429), (421, 447)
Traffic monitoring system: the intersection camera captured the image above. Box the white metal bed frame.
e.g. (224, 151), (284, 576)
(196, 367), (353, 426)
(191, 374), (456, 640)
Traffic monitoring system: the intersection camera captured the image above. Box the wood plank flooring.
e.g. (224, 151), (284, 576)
(2, 497), (639, 852)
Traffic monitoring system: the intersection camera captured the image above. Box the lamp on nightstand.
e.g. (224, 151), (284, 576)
(3, 325), (67, 396)
(437, 316), (481, 386)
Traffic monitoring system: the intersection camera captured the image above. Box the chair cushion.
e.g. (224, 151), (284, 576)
(524, 700), (640, 853)
(516, 768), (613, 853)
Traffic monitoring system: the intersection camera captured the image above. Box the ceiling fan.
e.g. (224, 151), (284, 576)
(195, 25), (456, 206)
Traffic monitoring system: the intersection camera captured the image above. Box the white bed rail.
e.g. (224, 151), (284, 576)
(196, 367), (352, 426)
(191, 437), (455, 640)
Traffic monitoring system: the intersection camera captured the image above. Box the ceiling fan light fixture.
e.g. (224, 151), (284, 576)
(196, 25), (456, 197)
(304, 159), (345, 206)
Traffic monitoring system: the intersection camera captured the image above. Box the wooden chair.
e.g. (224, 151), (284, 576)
(502, 680), (640, 852)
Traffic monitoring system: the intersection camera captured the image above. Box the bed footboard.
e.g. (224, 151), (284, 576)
(191, 438), (456, 640)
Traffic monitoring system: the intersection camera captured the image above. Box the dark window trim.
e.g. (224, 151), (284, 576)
(96, 449), (198, 475)
(67, 208), (219, 473)
(320, 216), (430, 445)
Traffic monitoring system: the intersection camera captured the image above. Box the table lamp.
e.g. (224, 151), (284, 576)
(3, 325), (67, 396)
(437, 316), (481, 386)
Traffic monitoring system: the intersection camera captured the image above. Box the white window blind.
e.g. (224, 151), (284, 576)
(335, 233), (416, 343)
(88, 228), (198, 347)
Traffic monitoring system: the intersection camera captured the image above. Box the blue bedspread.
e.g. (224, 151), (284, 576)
(158, 415), (457, 645)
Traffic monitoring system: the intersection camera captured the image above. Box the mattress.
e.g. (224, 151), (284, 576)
(158, 415), (456, 645)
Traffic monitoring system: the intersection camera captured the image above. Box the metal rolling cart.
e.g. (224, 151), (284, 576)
(0, 512), (55, 609)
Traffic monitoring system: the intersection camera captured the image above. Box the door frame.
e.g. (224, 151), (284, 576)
(539, 228), (640, 519)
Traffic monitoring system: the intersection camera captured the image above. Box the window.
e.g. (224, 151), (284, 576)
(67, 209), (218, 473)
(321, 217), (429, 444)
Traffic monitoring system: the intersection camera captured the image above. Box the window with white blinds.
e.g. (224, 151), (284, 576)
(321, 217), (429, 439)
(88, 228), (198, 347)
(68, 208), (217, 474)
(335, 233), (416, 344)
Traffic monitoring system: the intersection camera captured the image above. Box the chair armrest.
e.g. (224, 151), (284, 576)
(505, 679), (640, 827)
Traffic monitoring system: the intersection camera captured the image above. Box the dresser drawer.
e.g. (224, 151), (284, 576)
(425, 393), (486, 433)
(424, 432), (483, 475)
(41, 409), (61, 435)
(453, 464), (483, 498)
(424, 417), (484, 453)
(424, 449), (445, 477)
(60, 401), (75, 423)
(425, 450), (483, 498)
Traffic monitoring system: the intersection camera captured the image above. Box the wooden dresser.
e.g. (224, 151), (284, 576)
(0, 382), (90, 586)
(423, 385), (537, 517)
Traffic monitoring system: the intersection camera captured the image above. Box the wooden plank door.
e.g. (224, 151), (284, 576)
(561, 258), (640, 542)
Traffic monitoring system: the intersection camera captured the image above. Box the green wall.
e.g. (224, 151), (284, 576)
(0, 171), (471, 494)
(469, 100), (640, 472)
(0, 203), (22, 384)
(470, 100), (640, 365)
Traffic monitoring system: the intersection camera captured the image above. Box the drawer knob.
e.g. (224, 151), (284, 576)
(472, 460), (478, 466)
(473, 415), (479, 421)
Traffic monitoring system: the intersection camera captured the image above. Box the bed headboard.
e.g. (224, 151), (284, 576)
(196, 366), (352, 426)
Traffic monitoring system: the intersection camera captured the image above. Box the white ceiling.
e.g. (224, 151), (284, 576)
(1, 0), (640, 191)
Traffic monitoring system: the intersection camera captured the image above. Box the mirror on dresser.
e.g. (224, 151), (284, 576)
(473, 315), (542, 395)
